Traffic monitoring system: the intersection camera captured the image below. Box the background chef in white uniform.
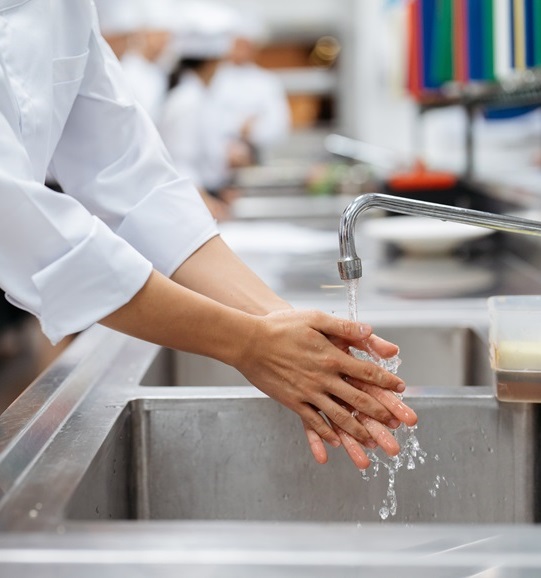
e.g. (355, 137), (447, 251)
(159, 1), (244, 205)
(212, 9), (291, 165)
(0, 0), (416, 467)
(94, 0), (174, 123)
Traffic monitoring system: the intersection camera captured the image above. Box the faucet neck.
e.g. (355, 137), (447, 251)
(338, 193), (541, 281)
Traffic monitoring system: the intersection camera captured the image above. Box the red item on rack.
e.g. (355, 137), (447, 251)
(407, 0), (423, 98)
(387, 160), (458, 192)
(453, 0), (469, 82)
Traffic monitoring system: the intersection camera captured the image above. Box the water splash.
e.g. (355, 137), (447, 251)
(360, 421), (429, 519)
(351, 348), (402, 374)
(346, 277), (440, 520)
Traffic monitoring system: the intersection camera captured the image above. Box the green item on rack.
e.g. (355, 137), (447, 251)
(432, 0), (454, 85)
(482, 0), (495, 80)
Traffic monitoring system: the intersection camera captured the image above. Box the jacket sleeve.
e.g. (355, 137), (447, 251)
(249, 71), (291, 149)
(0, 49), (154, 344)
(50, 21), (218, 277)
(0, 19), (217, 344)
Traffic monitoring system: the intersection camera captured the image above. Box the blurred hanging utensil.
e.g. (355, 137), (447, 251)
(325, 133), (458, 193)
(324, 134), (405, 171)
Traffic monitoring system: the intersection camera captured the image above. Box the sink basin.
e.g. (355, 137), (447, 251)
(65, 389), (538, 524)
(143, 323), (493, 388)
(1, 322), (540, 575)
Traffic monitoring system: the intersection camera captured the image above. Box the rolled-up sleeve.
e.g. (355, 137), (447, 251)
(0, 98), (153, 343)
(0, 18), (217, 344)
(50, 25), (218, 277)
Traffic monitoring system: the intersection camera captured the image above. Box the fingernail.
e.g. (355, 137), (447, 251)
(389, 419), (400, 429)
(396, 381), (406, 393)
(365, 439), (377, 449)
(358, 323), (371, 337)
(330, 438), (341, 448)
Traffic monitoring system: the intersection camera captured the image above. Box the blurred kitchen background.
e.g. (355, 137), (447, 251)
(3, 0), (541, 411)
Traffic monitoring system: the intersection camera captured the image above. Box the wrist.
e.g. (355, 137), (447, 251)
(220, 311), (262, 369)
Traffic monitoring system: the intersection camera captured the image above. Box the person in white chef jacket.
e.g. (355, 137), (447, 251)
(211, 11), (291, 165)
(0, 0), (416, 467)
(94, 0), (174, 124)
(158, 2), (244, 203)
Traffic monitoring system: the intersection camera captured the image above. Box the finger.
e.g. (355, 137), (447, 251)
(332, 423), (372, 470)
(309, 312), (374, 346)
(299, 404), (342, 449)
(303, 423), (329, 464)
(328, 382), (397, 428)
(340, 355), (405, 393)
(352, 382), (418, 427)
(316, 396), (374, 445)
(358, 414), (401, 456)
(360, 334), (399, 359)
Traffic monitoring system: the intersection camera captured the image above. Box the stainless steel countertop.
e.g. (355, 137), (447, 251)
(2, 208), (541, 575)
(0, 307), (539, 576)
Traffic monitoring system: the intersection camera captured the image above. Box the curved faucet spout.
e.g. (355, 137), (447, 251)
(338, 193), (541, 280)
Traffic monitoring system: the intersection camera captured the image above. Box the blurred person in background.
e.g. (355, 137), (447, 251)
(212, 9), (291, 166)
(94, 0), (175, 123)
(158, 1), (242, 208)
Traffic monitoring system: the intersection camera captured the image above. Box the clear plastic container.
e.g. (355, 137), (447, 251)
(488, 295), (541, 402)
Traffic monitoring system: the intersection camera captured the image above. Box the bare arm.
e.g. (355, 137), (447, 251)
(170, 235), (290, 315)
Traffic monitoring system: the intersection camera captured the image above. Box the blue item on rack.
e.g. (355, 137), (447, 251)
(483, 104), (540, 120)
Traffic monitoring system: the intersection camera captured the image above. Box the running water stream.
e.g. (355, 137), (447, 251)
(345, 280), (442, 520)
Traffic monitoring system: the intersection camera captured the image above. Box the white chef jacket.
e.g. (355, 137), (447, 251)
(211, 62), (290, 151)
(158, 71), (231, 193)
(0, 0), (218, 344)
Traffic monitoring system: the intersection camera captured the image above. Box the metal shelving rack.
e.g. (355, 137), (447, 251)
(416, 70), (541, 179)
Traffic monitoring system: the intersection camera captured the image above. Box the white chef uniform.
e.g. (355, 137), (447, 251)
(159, 71), (231, 192)
(212, 61), (291, 152)
(0, 0), (218, 344)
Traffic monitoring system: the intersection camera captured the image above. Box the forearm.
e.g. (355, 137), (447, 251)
(171, 235), (290, 315)
(100, 269), (255, 367)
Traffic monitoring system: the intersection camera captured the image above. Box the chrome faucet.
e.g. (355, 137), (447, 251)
(338, 193), (541, 280)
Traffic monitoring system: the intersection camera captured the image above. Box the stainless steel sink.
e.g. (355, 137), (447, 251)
(1, 322), (541, 575)
(143, 322), (493, 389)
(65, 389), (537, 525)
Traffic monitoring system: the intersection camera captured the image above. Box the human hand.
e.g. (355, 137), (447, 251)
(240, 116), (257, 141)
(227, 139), (254, 168)
(234, 309), (414, 464)
(306, 332), (418, 467)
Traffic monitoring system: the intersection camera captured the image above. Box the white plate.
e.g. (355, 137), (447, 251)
(363, 216), (494, 255)
(372, 257), (496, 298)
